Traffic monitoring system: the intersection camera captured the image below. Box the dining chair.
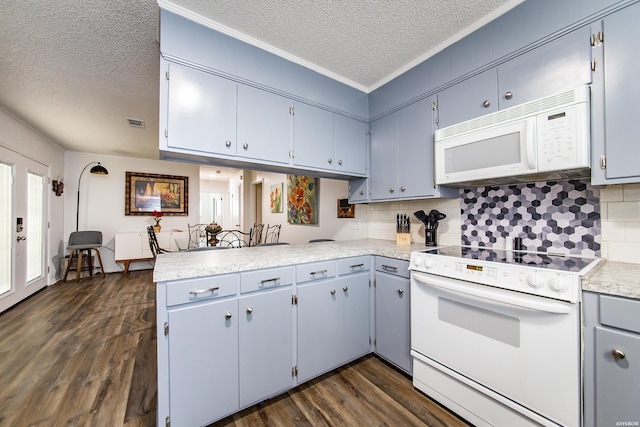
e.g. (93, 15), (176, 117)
(147, 226), (177, 258)
(262, 224), (281, 244)
(63, 231), (105, 280)
(251, 223), (264, 246)
(187, 223), (208, 248)
(216, 229), (254, 248)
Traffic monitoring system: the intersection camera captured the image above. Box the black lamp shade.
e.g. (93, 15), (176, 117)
(90, 163), (108, 175)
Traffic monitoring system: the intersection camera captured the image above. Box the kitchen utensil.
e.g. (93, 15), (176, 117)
(414, 210), (428, 226)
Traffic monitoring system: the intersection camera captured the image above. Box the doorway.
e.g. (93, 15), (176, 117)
(0, 145), (48, 313)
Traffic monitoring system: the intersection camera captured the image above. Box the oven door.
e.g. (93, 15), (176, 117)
(410, 271), (580, 427)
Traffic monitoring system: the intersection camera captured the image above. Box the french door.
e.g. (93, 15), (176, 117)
(0, 145), (48, 313)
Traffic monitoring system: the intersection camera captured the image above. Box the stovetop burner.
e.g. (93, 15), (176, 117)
(420, 245), (596, 273)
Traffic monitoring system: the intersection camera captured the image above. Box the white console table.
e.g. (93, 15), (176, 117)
(115, 231), (186, 273)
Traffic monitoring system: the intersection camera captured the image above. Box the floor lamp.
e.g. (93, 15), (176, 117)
(76, 162), (109, 231)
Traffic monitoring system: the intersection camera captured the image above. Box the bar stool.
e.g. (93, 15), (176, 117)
(63, 231), (105, 280)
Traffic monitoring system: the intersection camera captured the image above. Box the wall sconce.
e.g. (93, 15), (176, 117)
(52, 180), (64, 196)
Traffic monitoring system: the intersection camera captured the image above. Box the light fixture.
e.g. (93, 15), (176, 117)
(76, 162), (109, 231)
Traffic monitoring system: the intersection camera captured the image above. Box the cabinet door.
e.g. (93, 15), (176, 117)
(168, 299), (239, 426)
(239, 288), (293, 407)
(292, 102), (334, 171)
(397, 98), (435, 198)
(595, 327), (640, 426)
(333, 115), (367, 175)
(114, 233), (144, 261)
(237, 85), (291, 164)
(166, 63), (237, 155)
(437, 69), (498, 129)
(601, 3), (640, 180)
(375, 272), (411, 374)
(348, 178), (369, 203)
(369, 113), (398, 200)
(337, 273), (370, 363)
(497, 26), (592, 109)
(297, 280), (338, 382)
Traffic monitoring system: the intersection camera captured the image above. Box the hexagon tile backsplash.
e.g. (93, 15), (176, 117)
(461, 179), (600, 257)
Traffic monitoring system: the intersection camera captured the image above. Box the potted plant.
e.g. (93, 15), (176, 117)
(151, 210), (163, 232)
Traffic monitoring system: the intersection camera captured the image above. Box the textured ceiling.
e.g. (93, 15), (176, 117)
(0, 0), (521, 161)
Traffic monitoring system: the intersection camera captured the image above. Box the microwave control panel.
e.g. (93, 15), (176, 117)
(537, 102), (590, 171)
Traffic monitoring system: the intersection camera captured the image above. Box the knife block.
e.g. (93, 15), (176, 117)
(396, 232), (411, 246)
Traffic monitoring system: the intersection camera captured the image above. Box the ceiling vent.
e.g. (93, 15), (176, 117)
(126, 118), (145, 129)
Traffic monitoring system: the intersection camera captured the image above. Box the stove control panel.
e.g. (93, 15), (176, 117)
(410, 251), (582, 302)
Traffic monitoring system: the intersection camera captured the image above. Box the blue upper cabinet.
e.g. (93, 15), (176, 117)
(237, 85), (292, 165)
(591, 1), (640, 184)
(162, 60), (237, 156)
(292, 104), (367, 176)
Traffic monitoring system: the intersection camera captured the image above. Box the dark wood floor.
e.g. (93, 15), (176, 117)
(0, 270), (469, 427)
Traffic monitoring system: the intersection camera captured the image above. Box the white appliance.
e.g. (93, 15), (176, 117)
(435, 86), (590, 187)
(410, 246), (601, 427)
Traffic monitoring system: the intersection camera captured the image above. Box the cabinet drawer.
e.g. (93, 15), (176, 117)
(296, 260), (336, 284)
(375, 257), (410, 278)
(240, 266), (294, 294)
(600, 295), (640, 334)
(166, 274), (238, 307)
(338, 256), (370, 276)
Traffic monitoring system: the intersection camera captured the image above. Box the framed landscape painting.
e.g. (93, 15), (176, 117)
(125, 172), (188, 216)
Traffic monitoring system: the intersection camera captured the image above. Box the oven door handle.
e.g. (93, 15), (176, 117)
(412, 271), (571, 314)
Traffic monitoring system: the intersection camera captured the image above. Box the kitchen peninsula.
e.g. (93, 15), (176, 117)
(154, 239), (424, 426)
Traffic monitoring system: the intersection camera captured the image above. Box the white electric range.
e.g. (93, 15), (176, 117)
(409, 245), (601, 427)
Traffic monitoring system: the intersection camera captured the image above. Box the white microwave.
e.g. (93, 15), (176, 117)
(435, 86), (591, 187)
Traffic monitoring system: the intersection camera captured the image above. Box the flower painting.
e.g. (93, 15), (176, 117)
(287, 175), (318, 225)
(270, 182), (283, 213)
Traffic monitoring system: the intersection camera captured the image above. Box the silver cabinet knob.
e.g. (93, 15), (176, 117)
(360, 190), (364, 196)
(612, 349), (626, 360)
(504, 91), (513, 100)
(400, 186), (406, 192)
(330, 289), (336, 295)
(482, 100), (490, 108)
(398, 289), (404, 295)
(328, 158), (332, 164)
(389, 187), (394, 193)
(16, 236), (27, 241)
(225, 140), (231, 147)
(225, 312), (232, 320)
(243, 143), (248, 149)
(343, 286), (348, 292)
(246, 307), (253, 314)
(338, 160), (343, 165)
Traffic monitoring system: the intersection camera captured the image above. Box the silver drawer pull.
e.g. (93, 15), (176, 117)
(246, 307), (253, 314)
(190, 286), (219, 295)
(260, 277), (280, 285)
(343, 286), (348, 292)
(382, 265), (398, 272)
(310, 270), (328, 276)
(349, 263), (364, 270)
(330, 289), (336, 295)
(398, 289), (404, 295)
(225, 312), (232, 320)
(612, 349), (626, 360)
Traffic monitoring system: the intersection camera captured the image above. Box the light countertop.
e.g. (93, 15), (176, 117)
(582, 260), (640, 300)
(153, 239), (428, 282)
(153, 239), (640, 300)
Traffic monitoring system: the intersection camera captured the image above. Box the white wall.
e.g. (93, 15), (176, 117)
(0, 107), (66, 284)
(64, 151), (201, 273)
(249, 171), (368, 244)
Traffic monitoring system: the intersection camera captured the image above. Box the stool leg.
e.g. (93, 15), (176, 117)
(76, 250), (83, 280)
(93, 248), (105, 277)
(88, 249), (94, 276)
(63, 251), (73, 281)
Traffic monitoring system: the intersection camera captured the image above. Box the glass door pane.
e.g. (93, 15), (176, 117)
(0, 162), (12, 295)
(27, 172), (44, 282)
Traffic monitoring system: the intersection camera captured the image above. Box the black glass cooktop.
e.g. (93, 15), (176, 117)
(421, 245), (598, 272)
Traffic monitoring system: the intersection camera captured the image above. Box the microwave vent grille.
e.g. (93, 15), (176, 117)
(437, 87), (585, 140)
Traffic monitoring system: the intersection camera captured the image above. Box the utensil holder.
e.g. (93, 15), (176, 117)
(425, 228), (437, 246)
